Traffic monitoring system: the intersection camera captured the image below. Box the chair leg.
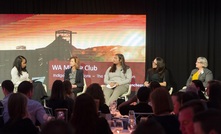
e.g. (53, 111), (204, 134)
(125, 96), (128, 101)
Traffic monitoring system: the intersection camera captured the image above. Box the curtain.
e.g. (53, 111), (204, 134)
(0, 0), (220, 90)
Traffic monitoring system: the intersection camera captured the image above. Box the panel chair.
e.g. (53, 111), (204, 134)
(119, 84), (132, 101)
(42, 84), (47, 93)
(169, 87), (173, 95)
(77, 78), (87, 96)
(101, 84), (132, 101)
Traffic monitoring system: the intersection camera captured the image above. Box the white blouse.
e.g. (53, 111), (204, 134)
(11, 66), (30, 87)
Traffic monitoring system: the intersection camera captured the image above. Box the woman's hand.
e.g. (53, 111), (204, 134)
(72, 84), (77, 88)
(109, 82), (116, 87)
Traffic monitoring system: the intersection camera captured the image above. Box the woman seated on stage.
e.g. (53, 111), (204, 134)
(186, 57), (213, 88)
(64, 56), (84, 96)
(103, 54), (132, 106)
(144, 57), (170, 90)
(11, 55), (31, 89)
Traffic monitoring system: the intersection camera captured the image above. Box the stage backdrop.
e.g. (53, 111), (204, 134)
(0, 14), (146, 91)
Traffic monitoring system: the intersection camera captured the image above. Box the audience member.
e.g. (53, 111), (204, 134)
(149, 81), (161, 91)
(64, 56), (84, 96)
(40, 119), (74, 134)
(63, 80), (75, 100)
(0, 93), (39, 134)
(193, 109), (221, 134)
(206, 80), (221, 110)
(70, 94), (112, 134)
(186, 57), (213, 88)
(85, 83), (110, 114)
(149, 87), (181, 134)
(17, 81), (47, 125)
(190, 80), (207, 100)
(46, 80), (74, 121)
(178, 100), (207, 134)
(103, 54), (132, 106)
(1, 80), (14, 124)
(144, 57), (170, 90)
(118, 86), (152, 116)
(133, 118), (165, 134)
(171, 92), (184, 115)
(181, 91), (200, 105)
(185, 85), (198, 94)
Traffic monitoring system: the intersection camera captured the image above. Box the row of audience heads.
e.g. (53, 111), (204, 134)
(48, 79), (221, 134)
(2, 78), (221, 134)
(1, 79), (107, 134)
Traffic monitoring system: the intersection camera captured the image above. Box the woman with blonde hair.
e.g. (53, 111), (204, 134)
(1, 93), (39, 134)
(64, 56), (84, 96)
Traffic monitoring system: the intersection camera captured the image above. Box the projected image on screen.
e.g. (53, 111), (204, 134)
(0, 14), (146, 91)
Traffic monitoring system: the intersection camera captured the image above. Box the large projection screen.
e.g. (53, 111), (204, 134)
(0, 14), (146, 93)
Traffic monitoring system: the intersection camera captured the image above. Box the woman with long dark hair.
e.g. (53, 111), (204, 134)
(70, 94), (112, 134)
(144, 57), (169, 89)
(103, 54), (132, 106)
(11, 55), (30, 88)
(85, 83), (110, 114)
(46, 80), (74, 121)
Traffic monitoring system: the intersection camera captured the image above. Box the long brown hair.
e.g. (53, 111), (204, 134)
(8, 93), (27, 123)
(109, 53), (129, 74)
(69, 56), (80, 69)
(70, 94), (97, 134)
(150, 87), (173, 115)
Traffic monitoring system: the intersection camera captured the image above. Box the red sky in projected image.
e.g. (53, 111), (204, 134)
(0, 14), (146, 50)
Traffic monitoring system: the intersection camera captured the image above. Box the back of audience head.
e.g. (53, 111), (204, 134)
(1, 80), (14, 94)
(8, 93), (28, 122)
(191, 80), (205, 92)
(206, 80), (221, 109)
(179, 99), (207, 117)
(17, 81), (33, 98)
(85, 83), (105, 106)
(41, 119), (74, 134)
(149, 81), (161, 91)
(171, 92), (185, 115)
(150, 87), (173, 115)
(186, 85), (198, 94)
(63, 80), (72, 96)
(178, 100), (207, 134)
(133, 118), (165, 134)
(137, 86), (151, 103)
(181, 91), (200, 105)
(193, 109), (221, 134)
(50, 80), (65, 100)
(70, 94), (97, 134)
